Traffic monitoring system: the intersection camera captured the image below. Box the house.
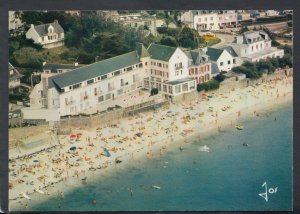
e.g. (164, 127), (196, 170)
(229, 30), (284, 62)
(9, 63), (23, 91)
(25, 20), (64, 49)
(181, 10), (238, 31)
(119, 13), (157, 36)
(96, 10), (119, 22)
(144, 43), (196, 98)
(185, 49), (212, 84)
(203, 47), (238, 75)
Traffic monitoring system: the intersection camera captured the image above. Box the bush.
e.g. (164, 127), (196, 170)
(197, 79), (219, 92)
(9, 93), (29, 101)
(159, 36), (178, 47)
(213, 73), (226, 82)
(150, 88), (159, 96)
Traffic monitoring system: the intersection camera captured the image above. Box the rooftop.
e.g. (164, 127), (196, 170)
(147, 43), (177, 62)
(43, 63), (82, 73)
(32, 20), (64, 37)
(206, 47), (224, 61)
(165, 77), (194, 85)
(48, 51), (141, 89)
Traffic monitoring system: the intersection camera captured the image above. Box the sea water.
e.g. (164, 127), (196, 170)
(29, 103), (292, 211)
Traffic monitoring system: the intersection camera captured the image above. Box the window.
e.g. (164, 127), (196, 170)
(126, 66), (133, 71)
(42, 37), (44, 42)
(256, 44), (258, 50)
(233, 59), (236, 64)
(228, 60), (231, 65)
(114, 70), (121, 76)
(163, 85), (167, 92)
(87, 79), (94, 85)
(139, 63), (143, 67)
(168, 86), (173, 94)
(98, 96), (104, 103)
(175, 85), (181, 94)
(73, 83), (81, 89)
(101, 75), (107, 80)
(260, 43), (263, 49)
(251, 46), (254, 51)
(105, 93), (111, 100)
(97, 77), (100, 80)
(220, 62), (224, 66)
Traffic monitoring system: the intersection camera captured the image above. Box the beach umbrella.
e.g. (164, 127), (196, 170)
(33, 160), (39, 163)
(70, 134), (77, 139)
(69, 146), (77, 151)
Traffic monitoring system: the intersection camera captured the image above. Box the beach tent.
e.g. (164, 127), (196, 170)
(69, 146), (77, 151)
(103, 148), (111, 157)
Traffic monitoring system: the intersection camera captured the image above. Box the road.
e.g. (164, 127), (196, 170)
(212, 33), (235, 48)
(248, 21), (288, 33)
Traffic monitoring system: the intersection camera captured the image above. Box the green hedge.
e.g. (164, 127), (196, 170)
(197, 79), (220, 92)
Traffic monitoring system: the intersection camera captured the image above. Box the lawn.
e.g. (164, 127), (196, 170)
(203, 35), (221, 46)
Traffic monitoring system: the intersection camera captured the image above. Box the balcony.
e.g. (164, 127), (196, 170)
(108, 87), (115, 91)
(175, 65), (183, 70)
(65, 100), (74, 105)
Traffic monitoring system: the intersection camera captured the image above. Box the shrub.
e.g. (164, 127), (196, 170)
(197, 79), (219, 92)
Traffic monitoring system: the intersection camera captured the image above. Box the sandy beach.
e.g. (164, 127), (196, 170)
(9, 74), (293, 210)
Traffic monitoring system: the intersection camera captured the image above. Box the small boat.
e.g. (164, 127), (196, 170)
(22, 193), (31, 200)
(152, 185), (161, 189)
(235, 125), (244, 130)
(198, 145), (210, 152)
(35, 189), (44, 194)
(242, 143), (249, 147)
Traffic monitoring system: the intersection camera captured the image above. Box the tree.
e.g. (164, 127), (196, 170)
(12, 47), (43, 68)
(278, 54), (293, 68)
(160, 36), (178, 47)
(256, 60), (275, 74)
(214, 73), (226, 82)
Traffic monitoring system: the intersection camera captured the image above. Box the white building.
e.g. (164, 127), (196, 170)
(27, 45), (149, 119)
(265, 10), (279, 17)
(229, 30), (284, 62)
(25, 20), (64, 49)
(144, 43), (196, 98)
(181, 10), (238, 31)
(119, 13), (157, 36)
(203, 47), (240, 76)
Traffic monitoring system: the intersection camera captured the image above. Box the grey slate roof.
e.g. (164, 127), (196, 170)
(33, 20), (64, 37)
(165, 77), (194, 86)
(234, 30), (270, 45)
(211, 62), (220, 75)
(221, 46), (238, 57)
(185, 48), (209, 65)
(48, 51), (141, 89)
(136, 43), (149, 58)
(147, 43), (177, 62)
(43, 63), (82, 73)
(206, 47), (224, 62)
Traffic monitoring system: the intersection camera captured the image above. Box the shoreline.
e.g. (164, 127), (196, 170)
(9, 76), (293, 211)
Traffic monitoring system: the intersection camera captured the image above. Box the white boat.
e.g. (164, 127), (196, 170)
(35, 188), (44, 194)
(22, 193), (31, 200)
(198, 145), (210, 152)
(152, 185), (161, 189)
